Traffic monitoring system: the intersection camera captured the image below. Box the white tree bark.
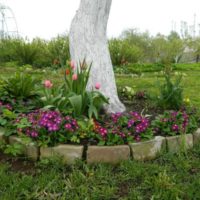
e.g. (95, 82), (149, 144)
(69, 0), (125, 113)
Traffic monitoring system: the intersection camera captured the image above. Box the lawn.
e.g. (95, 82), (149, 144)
(1, 65), (200, 107)
(116, 70), (200, 107)
(1, 144), (200, 199)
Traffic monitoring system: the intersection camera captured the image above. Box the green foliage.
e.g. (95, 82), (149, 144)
(47, 34), (70, 68)
(156, 67), (183, 110)
(1, 71), (39, 100)
(39, 83), (70, 114)
(0, 35), (70, 68)
(3, 143), (23, 156)
(0, 108), (17, 135)
(0, 37), (19, 63)
(119, 86), (135, 100)
(64, 60), (108, 118)
(109, 38), (142, 65)
(14, 39), (40, 65)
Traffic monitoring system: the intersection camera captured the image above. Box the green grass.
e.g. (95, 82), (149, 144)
(116, 70), (200, 107)
(1, 145), (200, 199)
(1, 64), (200, 107)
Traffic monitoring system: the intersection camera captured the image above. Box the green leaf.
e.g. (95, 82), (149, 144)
(68, 95), (83, 117)
(88, 105), (98, 119)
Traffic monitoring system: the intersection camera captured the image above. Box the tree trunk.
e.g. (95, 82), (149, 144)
(69, 0), (125, 113)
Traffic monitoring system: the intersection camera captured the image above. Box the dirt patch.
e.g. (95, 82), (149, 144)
(0, 151), (36, 174)
(122, 98), (164, 120)
(116, 181), (130, 198)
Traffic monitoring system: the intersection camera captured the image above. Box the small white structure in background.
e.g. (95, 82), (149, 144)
(0, 1), (18, 38)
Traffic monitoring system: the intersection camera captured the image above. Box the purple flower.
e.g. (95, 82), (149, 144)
(172, 124), (179, 132)
(111, 112), (122, 123)
(128, 119), (135, 128)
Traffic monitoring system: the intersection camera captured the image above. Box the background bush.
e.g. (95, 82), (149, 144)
(0, 29), (199, 69)
(0, 34), (70, 68)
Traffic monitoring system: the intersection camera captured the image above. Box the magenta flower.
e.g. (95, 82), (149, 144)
(172, 124), (179, 132)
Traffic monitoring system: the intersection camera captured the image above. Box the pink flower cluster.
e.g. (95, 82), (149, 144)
(94, 121), (108, 138)
(15, 110), (79, 139)
(111, 112), (123, 123)
(95, 111), (150, 143)
(39, 111), (62, 132)
(64, 116), (79, 132)
(170, 111), (189, 132)
(153, 111), (190, 136)
(129, 112), (149, 134)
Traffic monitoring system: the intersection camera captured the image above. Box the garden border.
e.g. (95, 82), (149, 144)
(0, 128), (200, 164)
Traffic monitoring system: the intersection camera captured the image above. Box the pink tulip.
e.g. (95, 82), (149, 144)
(95, 82), (101, 90)
(44, 80), (53, 88)
(70, 60), (76, 70)
(72, 74), (78, 81)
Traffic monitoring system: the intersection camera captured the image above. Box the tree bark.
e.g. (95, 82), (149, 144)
(69, 0), (125, 113)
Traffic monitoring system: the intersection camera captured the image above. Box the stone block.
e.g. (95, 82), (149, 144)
(193, 128), (200, 145)
(166, 134), (193, 153)
(0, 128), (6, 143)
(129, 136), (166, 161)
(87, 145), (130, 164)
(40, 145), (84, 164)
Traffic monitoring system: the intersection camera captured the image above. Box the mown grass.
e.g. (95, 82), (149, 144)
(116, 70), (200, 107)
(1, 144), (200, 199)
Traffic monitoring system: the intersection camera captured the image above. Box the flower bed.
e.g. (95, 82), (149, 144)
(0, 61), (199, 164)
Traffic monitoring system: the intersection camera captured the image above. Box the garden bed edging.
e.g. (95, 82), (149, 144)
(193, 128), (200, 145)
(0, 128), (199, 164)
(166, 134), (193, 153)
(129, 136), (166, 161)
(40, 145), (84, 164)
(87, 145), (130, 164)
(0, 128), (6, 143)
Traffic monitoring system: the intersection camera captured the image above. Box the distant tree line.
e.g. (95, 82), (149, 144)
(0, 29), (200, 68)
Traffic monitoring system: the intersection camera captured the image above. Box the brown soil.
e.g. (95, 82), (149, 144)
(122, 97), (164, 120)
(0, 151), (36, 174)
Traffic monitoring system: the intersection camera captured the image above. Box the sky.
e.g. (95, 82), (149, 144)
(2, 0), (200, 40)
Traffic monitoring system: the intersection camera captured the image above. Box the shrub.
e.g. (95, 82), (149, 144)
(1, 72), (39, 100)
(156, 67), (183, 110)
(0, 37), (19, 63)
(109, 38), (142, 66)
(47, 34), (70, 68)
